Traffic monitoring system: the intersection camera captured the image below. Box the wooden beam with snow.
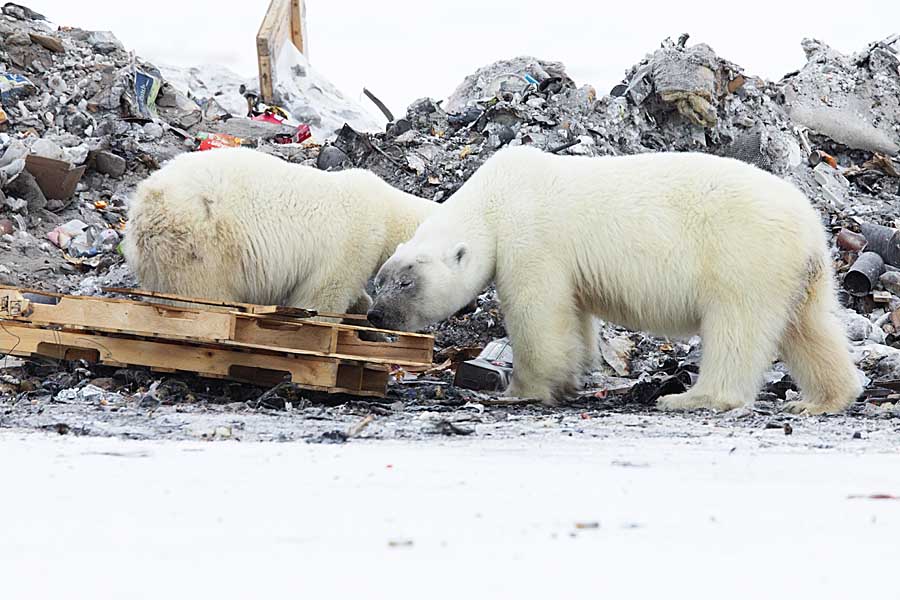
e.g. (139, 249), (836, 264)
(257, 0), (307, 104)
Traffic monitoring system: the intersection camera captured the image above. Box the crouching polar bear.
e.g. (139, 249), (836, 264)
(369, 146), (861, 414)
(123, 147), (436, 317)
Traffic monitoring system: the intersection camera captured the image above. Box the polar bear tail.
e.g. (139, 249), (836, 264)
(778, 253), (863, 414)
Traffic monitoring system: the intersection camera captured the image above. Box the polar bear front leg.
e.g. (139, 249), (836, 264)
(658, 305), (783, 412)
(500, 275), (582, 405)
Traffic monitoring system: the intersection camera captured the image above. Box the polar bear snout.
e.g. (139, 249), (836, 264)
(365, 307), (386, 328)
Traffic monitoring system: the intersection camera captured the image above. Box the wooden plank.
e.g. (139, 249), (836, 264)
(1, 290), (236, 341)
(232, 317), (336, 354)
(336, 364), (363, 392)
(361, 367), (390, 395)
(256, 0), (292, 104)
(0, 323), (341, 391)
(290, 0), (306, 54)
(102, 287), (268, 314)
(103, 287), (364, 321)
(258, 53), (274, 105)
(335, 329), (434, 364)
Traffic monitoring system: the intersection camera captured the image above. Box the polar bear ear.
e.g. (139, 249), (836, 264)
(446, 242), (468, 268)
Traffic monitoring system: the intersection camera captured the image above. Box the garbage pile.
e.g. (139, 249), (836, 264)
(320, 33), (900, 409)
(2, 2), (900, 413)
(0, 4), (348, 292)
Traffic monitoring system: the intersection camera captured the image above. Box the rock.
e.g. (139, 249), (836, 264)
(880, 271), (900, 297)
(813, 162), (850, 208)
(92, 150), (126, 178)
(87, 31), (124, 54)
(874, 352), (900, 380)
(30, 138), (64, 161)
(28, 33), (64, 53)
(839, 309), (873, 342)
(2, 3), (46, 20)
(3, 195), (27, 213)
(142, 122), (164, 140)
(4, 30), (31, 45)
(5, 170), (46, 211)
(316, 146), (348, 171)
(0, 218), (14, 235)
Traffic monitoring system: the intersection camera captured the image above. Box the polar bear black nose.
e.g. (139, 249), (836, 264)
(367, 309), (385, 328)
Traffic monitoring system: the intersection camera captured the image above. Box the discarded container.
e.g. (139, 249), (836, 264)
(453, 337), (513, 392)
(808, 149), (838, 169)
(273, 123), (312, 145)
(130, 68), (162, 120)
(0, 73), (36, 103)
(860, 222), (900, 267)
(24, 155), (86, 200)
(836, 228), (867, 252)
(844, 251), (885, 296)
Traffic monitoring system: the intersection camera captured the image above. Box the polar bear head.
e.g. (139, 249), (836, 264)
(368, 222), (494, 332)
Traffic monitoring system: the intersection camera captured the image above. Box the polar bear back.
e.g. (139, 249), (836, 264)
(124, 148), (408, 308)
(481, 148), (828, 336)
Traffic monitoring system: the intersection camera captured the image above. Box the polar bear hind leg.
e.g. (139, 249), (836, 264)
(780, 276), (862, 415)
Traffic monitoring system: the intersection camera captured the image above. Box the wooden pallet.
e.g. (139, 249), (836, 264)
(0, 287), (433, 397)
(0, 287), (433, 366)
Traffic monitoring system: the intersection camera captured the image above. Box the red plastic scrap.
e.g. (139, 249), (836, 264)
(197, 133), (244, 151)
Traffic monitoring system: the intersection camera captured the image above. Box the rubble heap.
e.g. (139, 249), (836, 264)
(2, 3), (900, 415)
(0, 4), (357, 294)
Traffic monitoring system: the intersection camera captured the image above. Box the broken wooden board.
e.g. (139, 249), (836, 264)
(0, 322), (388, 397)
(257, 0), (307, 104)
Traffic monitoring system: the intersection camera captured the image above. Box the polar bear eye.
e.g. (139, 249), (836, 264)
(399, 280), (412, 289)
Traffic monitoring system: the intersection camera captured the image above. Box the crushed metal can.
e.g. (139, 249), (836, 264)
(453, 337), (513, 392)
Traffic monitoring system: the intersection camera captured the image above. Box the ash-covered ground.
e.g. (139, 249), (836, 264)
(2, 6), (900, 442)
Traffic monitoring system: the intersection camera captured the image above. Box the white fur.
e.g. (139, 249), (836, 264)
(123, 147), (436, 316)
(375, 145), (861, 414)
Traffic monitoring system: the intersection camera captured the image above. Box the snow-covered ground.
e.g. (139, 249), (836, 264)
(2, 430), (898, 599)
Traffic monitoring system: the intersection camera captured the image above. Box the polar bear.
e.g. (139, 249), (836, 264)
(123, 147), (436, 318)
(368, 145), (861, 414)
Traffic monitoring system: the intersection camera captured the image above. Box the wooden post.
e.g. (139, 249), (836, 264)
(257, 0), (307, 105)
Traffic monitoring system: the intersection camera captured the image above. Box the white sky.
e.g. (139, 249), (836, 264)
(30, 0), (900, 121)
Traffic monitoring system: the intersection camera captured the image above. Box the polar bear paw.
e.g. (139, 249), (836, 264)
(503, 380), (558, 406)
(657, 391), (744, 412)
(782, 399), (847, 416)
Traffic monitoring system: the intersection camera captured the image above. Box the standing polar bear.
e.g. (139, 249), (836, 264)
(369, 146), (861, 414)
(123, 148), (436, 317)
